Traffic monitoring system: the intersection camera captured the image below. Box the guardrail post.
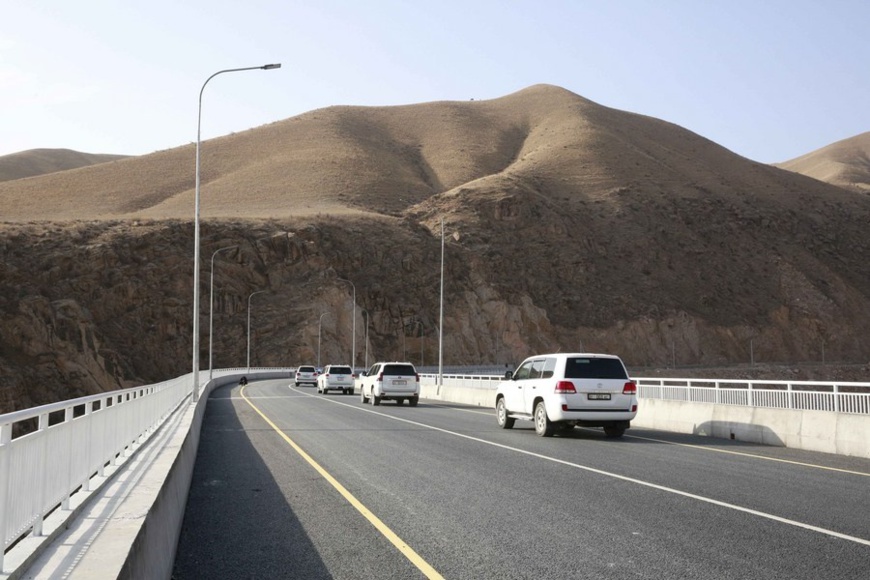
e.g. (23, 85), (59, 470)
(747, 382), (754, 407)
(0, 422), (11, 572)
(33, 412), (49, 537)
(62, 407), (73, 510)
(833, 384), (840, 413)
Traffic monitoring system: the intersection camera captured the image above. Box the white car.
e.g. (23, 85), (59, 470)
(294, 365), (318, 387)
(358, 362), (419, 406)
(495, 353), (638, 437)
(317, 364), (355, 394)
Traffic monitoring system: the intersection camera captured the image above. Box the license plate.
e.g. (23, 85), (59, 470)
(394, 380), (407, 386)
(588, 393), (611, 400)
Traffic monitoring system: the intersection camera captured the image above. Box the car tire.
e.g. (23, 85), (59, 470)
(372, 393), (381, 406)
(360, 389), (368, 404)
(496, 397), (514, 429)
(534, 401), (554, 437)
(295, 382), (300, 387)
(604, 426), (626, 438)
(409, 396), (419, 407)
(396, 398), (404, 406)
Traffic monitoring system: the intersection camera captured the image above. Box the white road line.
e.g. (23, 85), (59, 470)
(286, 385), (870, 547)
(622, 433), (870, 477)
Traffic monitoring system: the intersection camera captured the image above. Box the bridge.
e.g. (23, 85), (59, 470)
(2, 370), (869, 578)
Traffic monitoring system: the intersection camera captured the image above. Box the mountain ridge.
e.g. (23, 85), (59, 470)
(2, 84), (870, 413)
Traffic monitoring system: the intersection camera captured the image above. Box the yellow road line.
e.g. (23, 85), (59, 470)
(240, 385), (444, 580)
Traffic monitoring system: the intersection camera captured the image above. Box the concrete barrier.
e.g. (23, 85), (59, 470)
(420, 382), (495, 407)
(633, 399), (870, 459)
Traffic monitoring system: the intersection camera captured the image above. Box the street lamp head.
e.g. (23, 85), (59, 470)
(262, 63), (282, 70)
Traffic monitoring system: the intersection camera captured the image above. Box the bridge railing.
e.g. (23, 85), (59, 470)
(633, 377), (870, 414)
(0, 374), (193, 571)
(0, 367), (299, 573)
(421, 373), (870, 415)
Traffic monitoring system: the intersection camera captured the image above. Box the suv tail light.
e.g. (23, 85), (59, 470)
(555, 381), (576, 394)
(623, 381), (637, 395)
(376, 372), (383, 382)
(415, 373), (420, 383)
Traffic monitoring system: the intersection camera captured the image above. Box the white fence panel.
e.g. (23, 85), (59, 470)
(0, 376), (192, 571)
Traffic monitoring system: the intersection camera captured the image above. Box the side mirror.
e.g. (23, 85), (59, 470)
(504, 371), (513, 380)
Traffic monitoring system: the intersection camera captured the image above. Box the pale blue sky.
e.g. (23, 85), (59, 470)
(2, 0), (868, 163)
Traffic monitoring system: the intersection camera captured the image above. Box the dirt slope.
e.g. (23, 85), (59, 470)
(2, 85), (870, 413)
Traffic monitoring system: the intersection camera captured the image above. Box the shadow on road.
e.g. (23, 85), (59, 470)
(173, 382), (331, 579)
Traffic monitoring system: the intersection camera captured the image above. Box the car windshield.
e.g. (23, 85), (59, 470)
(563, 357), (628, 379)
(330, 367), (352, 374)
(383, 364), (416, 375)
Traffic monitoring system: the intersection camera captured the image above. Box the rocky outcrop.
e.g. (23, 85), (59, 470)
(3, 205), (870, 415)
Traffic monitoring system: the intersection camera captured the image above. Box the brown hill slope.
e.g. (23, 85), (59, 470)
(2, 84), (870, 413)
(0, 148), (129, 182)
(775, 132), (870, 193)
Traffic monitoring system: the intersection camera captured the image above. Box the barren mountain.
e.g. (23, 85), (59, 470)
(0, 148), (129, 182)
(775, 131), (870, 193)
(2, 84), (870, 414)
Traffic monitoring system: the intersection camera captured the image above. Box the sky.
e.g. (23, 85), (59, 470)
(2, 0), (869, 164)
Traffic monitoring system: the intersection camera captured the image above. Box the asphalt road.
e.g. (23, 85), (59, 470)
(172, 379), (870, 579)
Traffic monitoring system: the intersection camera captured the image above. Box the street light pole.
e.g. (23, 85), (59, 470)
(438, 218), (444, 393)
(247, 290), (268, 372)
(209, 244), (238, 380)
(318, 312), (328, 368)
(337, 278), (356, 370)
(362, 309), (369, 370)
(191, 63), (281, 404)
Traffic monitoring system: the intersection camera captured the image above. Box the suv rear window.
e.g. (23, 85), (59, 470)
(298, 366), (316, 373)
(564, 357), (627, 380)
(329, 366), (352, 374)
(383, 364), (416, 376)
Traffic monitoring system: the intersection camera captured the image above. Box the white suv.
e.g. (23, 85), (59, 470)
(294, 365), (318, 387)
(495, 353), (637, 437)
(317, 364), (355, 395)
(358, 362), (420, 406)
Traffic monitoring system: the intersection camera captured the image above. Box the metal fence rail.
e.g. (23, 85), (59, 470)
(0, 374), (193, 571)
(422, 373), (870, 416)
(633, 377), (870, 414)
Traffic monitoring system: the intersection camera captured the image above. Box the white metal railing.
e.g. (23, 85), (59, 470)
(633, 377), (870, 414)
(0, 374), (195, 571)
(420, 373), (870, 415)
(0, 367), (301, 573)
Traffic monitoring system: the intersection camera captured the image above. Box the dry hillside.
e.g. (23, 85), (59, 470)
(775, 132), (870, 193)
(2, 84), (870, 414)
(0, 148), (128, 182)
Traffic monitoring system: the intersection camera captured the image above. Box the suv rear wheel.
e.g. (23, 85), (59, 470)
(534, 401), (554, 437)
(409, 396), (419, 407)
(360, 389), (368, 404)
(604, 426), (626, 438)
(372, 393), (381, 406)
